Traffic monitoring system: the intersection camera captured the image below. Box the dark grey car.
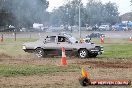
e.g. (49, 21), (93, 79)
(86, 32), (105, 38)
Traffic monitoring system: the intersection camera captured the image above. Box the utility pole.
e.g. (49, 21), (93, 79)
(79, 0), (81, 39)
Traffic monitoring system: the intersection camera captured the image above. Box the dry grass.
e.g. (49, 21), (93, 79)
(0, 53), (12, 58)
(0, 58), (131, 88)
(0, 37), (132, 88)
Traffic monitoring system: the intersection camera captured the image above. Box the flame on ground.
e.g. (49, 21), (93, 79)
(81, 67), (89, 77)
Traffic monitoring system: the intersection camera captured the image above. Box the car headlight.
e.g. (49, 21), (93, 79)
(22, 45), (26, 49)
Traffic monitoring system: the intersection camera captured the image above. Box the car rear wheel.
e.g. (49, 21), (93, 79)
(35, 48), (45, 58)
(79, 49), (88, 59)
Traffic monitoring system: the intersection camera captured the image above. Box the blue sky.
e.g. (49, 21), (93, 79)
(47, 0), (131, 15)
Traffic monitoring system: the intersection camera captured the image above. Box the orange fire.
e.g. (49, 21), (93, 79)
(81, 68), (89, 77)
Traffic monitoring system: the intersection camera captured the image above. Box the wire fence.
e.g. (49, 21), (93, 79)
(0, 31), (132, 42)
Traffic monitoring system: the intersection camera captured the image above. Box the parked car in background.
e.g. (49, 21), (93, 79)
(4, 25), (16, 32)
(22, 33), (103, 58)
(86, 26), (93, 31)
(99, 25), (110, 31)
(112, 23), (128, 31)
(92, 25), (99, 31)
(86, 32), (105, 38)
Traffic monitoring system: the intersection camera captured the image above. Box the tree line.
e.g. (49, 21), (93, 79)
(50, 0), (120, 27)
(0, 0), (120, 30)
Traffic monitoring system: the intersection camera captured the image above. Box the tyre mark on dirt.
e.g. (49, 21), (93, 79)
(78, 60), (132, 68)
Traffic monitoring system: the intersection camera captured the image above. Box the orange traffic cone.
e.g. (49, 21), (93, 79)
(61, 47), (67, 65)
(100, 36), (104, 44)
(129, 37), (132, 41)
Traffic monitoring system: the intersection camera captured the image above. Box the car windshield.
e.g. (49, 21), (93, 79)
(59, 32), (78, 43)
(69, 36), (78, 43)
(62, 33), (72, 38)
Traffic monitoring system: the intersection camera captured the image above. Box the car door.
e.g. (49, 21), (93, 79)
(57, 36), (74, 56)
(57, 36), (73, 50)
(43, 36), (60, 55)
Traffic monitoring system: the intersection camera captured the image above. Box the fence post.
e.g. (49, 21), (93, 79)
(30, 32), (31, 38)
(1, 34), (3, 42)
(14, 33), (16, 41)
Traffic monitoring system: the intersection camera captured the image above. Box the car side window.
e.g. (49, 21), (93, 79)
(58, 36), (68, 42)
(46, 36), (56, 43)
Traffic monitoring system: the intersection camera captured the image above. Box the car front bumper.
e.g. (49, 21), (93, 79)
(90, 46), (104, 55)
(23, 49), (34, 53)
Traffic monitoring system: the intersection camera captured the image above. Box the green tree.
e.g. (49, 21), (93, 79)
(0, 0), (49, 29)
(50, 0), (119, 27)
(50, 0), (85, 26)
(104, 1), (119, 25)
(85, 0), (104, 25)
(85, 0), (119, 25)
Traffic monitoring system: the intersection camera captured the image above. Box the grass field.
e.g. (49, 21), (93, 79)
(0, 37), (132, 88)
(0, 38), (132, 58)
(0, 38), (37, 56)
(91, 38), (132, 58)
(0, 64), (79, 77)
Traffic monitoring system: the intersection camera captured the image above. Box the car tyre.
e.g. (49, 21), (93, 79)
(79, 49), (88, 59)
(35, 48), (45, 58)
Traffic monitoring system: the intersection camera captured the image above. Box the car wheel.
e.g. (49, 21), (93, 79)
(79, 49), (88, 58)
(35, 48), (45, 58)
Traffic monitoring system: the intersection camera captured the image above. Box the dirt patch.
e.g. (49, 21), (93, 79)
(78, 60), (132, 68)
(0, 57), (61, 66)
(0, 72), (80, 86)
(0, 57), (132, 87)
(0, 57), (132, 69)
(0, 53), (12, 59)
